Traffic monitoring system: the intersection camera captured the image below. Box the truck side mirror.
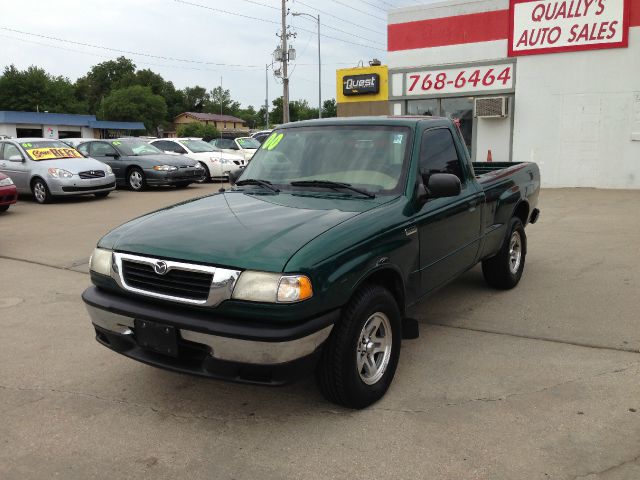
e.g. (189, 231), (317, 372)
(425, 173), (461, 198)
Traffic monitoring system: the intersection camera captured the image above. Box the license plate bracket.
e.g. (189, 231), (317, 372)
(135, 319), (179, 357)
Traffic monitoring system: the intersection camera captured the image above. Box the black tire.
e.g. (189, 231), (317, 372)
(94, 191), (110, 198)
(196, 162), (211, 183)
(482, 217), (527, 290)
(32, 178), (53, 204)
(127, 167), (146, 191)
(0, 204), (9, 212)
(174, 182), (191, 189)
(316, 285), (402, 409)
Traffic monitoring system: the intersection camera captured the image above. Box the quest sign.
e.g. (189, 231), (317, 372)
(342, 74), (380, 96)
(509, 0), (630, 56)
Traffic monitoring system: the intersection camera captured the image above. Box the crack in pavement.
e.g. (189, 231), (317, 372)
(368, 363), (640, 416)
(0, 255), (89, 275)
(423, 321), (640, 354)
(571, 452), (640, 479)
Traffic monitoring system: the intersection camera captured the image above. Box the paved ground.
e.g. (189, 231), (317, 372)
(1, 186), (639, 480)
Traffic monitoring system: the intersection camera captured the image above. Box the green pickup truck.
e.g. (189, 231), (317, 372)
(82, 117), (540, 408)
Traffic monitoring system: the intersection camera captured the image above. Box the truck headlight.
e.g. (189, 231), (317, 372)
(153, 165), (178, 171)
(48, 168), (74, 179)
(232, 271), (313, 303)
(0, 177), (14, 186)
(89, 248), (113, 276)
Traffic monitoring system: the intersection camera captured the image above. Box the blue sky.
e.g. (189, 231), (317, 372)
(0, 0), (424, 110)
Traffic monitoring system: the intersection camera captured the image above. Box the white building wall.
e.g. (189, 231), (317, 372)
(513, 28), (640, 188)
(0, 123), (17, 137)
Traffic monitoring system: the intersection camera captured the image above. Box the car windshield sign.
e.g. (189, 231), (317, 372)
(180, 140), (215, 153)
(240, 126), (411, 196)
(21, 141), (84, 161)
(237, 137), (260, 149)
(113, 140), (162, 156)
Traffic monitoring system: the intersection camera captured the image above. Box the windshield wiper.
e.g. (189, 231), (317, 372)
(235, 178), (280, 193)
(290, 180), (375, 198)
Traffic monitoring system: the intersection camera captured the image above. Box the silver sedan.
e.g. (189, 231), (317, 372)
(0, 138), (116, 204)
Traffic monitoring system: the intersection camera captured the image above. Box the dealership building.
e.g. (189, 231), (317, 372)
(387, 0), (640, 188)
(0, 111), (145, 140)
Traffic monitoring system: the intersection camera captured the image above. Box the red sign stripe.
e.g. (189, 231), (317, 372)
(388, 10), (510, 51)
(388, 0), (639, 52)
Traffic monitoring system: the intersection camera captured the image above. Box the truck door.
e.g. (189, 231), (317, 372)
(415, 127), (483, 294)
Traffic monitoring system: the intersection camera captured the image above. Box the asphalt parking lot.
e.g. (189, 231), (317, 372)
(1, 186), (640, 480)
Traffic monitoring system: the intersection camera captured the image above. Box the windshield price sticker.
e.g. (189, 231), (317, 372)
(406, 64), (514, 96)
(26, 147), (83, 161)
(263, 133), (284, 150)
(509, 0), (629, 56)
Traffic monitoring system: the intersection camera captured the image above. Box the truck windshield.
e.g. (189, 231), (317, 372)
(241, 126), (411, 195)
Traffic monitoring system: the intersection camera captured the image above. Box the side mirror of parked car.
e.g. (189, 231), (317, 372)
(424, 173), (461, 199)
(228, 170), (240, 185)
(8, 155), (24, 162)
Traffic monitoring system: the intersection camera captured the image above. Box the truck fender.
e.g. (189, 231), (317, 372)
(350, 264), (407, 315)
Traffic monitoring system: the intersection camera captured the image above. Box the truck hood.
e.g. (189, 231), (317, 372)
(100, 191), (386, 271)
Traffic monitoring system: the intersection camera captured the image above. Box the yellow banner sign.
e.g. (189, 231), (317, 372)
(26, 147), (83, 161)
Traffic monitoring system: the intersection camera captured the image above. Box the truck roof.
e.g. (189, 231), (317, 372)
(281, 116), (453, 129)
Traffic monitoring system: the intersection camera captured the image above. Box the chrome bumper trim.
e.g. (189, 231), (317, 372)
(111, 252), (241, 307)
(86, 304), (333, 365)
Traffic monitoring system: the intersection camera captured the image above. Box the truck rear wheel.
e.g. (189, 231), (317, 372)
(316, 285), (401, 409)
(482, 217), (526, 289)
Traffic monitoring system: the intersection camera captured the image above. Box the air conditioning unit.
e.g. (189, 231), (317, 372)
(474, 97), (508, 118)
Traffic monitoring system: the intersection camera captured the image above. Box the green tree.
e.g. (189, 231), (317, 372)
(100, 85), (167, 133)
(205, 86), (241, 115)
(0, 65), (86, 113)
(134, 69), (166, 95)
(322, 99), (337, 118)
(182, 86), (209, 112)
(76, 56), (136, 113)
(176, 122), (219, 141)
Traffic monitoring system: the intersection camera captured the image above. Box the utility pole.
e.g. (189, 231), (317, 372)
(292, 12), (321, 119)
(265, 64), (269, 128)
(281, 0), (290, 123)
(317, 14), (322, 118)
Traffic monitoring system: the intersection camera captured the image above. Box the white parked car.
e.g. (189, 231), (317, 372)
(210, 137), (260, 162)
(150, 138), (243, 181)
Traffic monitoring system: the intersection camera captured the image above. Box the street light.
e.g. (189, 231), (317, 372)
(292, 11), (321, 119)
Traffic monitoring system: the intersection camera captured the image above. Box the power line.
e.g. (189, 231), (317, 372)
(353, 0), (388, 13)
(293, 14), (386, 48)
(327, 0), (387, 21)
(174, 0), (385, 51)
(0, 26), (263, 68)
(295, 0), (383, 35)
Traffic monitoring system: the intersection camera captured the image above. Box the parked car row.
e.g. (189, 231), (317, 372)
(0, 137), (212, 206)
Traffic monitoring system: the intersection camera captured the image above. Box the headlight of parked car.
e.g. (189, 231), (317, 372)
(48, 168), (74, 179)
(0, 177), (14, 186)
(153, 165), (178, 171)
(104, 165), (113, 174)
(218, 158), (231, 165)
(89, 248), (113, 276)
(231, 271), (313, 303)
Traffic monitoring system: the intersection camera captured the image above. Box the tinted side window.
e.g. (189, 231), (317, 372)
(419, 128), (464, 182)
(91, 142), (117, 157)
(77, 143), (90, 156)
(3, 143), (22, 160)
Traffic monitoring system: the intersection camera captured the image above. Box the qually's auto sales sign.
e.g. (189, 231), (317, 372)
(509, 0), (630, 56)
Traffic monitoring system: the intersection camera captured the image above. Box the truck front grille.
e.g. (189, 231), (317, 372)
(79, 170), (106, 179)
(121, 260), (213, 301)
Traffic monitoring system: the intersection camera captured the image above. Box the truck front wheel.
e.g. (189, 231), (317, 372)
(316, 285), (401, 409)
(482, 217), (527, 289)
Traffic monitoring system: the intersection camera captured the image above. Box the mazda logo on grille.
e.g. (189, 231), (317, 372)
(154, 261), (168, 275)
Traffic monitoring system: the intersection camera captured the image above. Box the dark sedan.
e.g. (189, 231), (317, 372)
(78, 139), (204, 191)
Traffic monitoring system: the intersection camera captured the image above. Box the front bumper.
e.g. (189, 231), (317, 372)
(0, 184), (18, 206)
(82, 286), (337, 385)
(145, 167), (205, 185)
(48, 174), (116, 195)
